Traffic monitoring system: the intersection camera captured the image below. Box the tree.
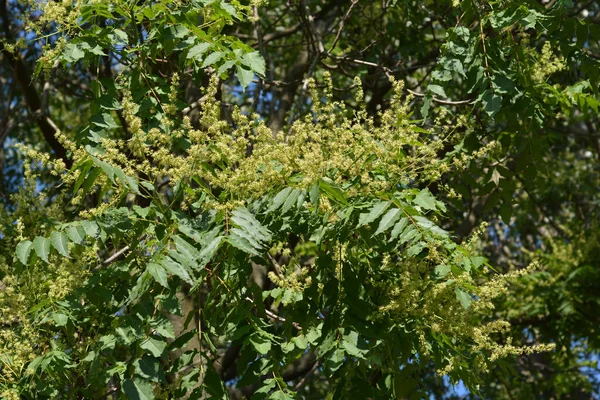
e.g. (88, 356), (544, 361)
(1, 0), (599, 398)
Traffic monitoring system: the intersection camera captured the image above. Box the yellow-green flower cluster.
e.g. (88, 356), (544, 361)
(532, 42), (567, 84)
(62, 72), (475, 214)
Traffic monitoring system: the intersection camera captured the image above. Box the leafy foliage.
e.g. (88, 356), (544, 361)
(1, 0), (599, 399)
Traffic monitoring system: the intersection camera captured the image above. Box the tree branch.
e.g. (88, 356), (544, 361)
(0, 0), (71, 168)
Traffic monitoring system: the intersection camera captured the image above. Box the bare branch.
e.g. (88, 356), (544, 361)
(406, 88), (473, 105)
(328, 0), (359, 54)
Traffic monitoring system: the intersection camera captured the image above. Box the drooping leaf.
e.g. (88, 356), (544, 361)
(227, 232), (260, 255)
(319, 178), (347, 205)
(398, 226), (419, 245)
(187, 43), (211, 60)
(231, 208), (271, 243)
(455, 287), (472, 309)
(66, 225), (86, 244)
(140, 337), (167, 357)
(249, 333), (271, 355)
(428, 84), (447, 98)
(62, 43), (85, 63)
(374, 208), (402, 235)
(50, 231), (70, 257)
(122, 377), (155, 400)
(202, 51), (224, 68)
(133, 356), (166, 383)
(413, 189), (437, 211)
(82, 220), (100, 238)
(241, 51), (265, 76)
(482, 91), (502, 117)
(236, 66), (255, 89)
(197, 235), (223, 268)
(33, 236), (51, 263)
(160, 257), (194, 285)
(358, 201), (391, 227)
(282, 189), (301, 213)
(435, 264), (451, 278)
(268, 187), (293, 213)
(147, 262), (169, 288)
(16, 240), (33, 265)
(413, 216), (448, 237)
(390, 218), (409, 240)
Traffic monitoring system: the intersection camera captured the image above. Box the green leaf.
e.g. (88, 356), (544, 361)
(173, 235), (200, 263)
(93, 157), (115, 182)
(231, 208), (271, 243)
(52, 313), (69, 327)
(160, 257), (194, 285)
(358, 201), (391, 227)
(219, 1), (239, 19)
(202, 51), (224, 68)
(133, 205), (150, 218)
(16, 240), (33, 265)
(140, 337), (167, 357)
(482, 91), (502, 117)
(374, 208), (402, 235)
(254, 378), (277, 395)
(100, 334), (116, 350)
(407, 242), (426, 256)
(435, 264), (451, 278)
(228, 228), (262, 251)
(218, 59), (236, 75)
(187, 43), (211, 60)
(197, 236), (223, 268)
(249, 333), (271, 355)
(66, 225), (86, 244)
(319, 178), (347, 205)
(152, 319), (175, 339)
(62, 43), (85, 63)
(269, 391), (295, 400)
(413, 216), (448, 236)
(309, 183), (320, 206)
(428, 84), (447, 98)
(33, 236), (51, 263)
(241, 51), (265, 76)
(268, 187), (293, 212)
(292, 335), (308, 350)
(470, 256), (486, 269)
(147, 262), (169, 288)
(82, 220), (100, 238)
(50, 231), (70, 257)
(455, 287), (472, 309)
(282, 189), (301, 213)
(390, 218), (409, 240)
(420, 95), (432, 118)
(91, 113), (119, 129)
(398, 227), (419, 245)
(112, 29), (128, 44)
(228, 232), (260, 255)
(413, 189), (437, 211)
(80, 167), (102, 197)
(73, 159), (93, 193)
(122, 377), (155, 400)
(133, 356), (166, 383)
(236, 66), (255, 89)
(342, 340), (363, 357)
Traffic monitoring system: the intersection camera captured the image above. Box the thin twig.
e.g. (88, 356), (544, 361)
(293, 361), (319, 391)
(99, 245), (130, 267)
(252, 5), (266, 108)
(182, 95), (207, 115)
(244, 297), (302, 330)
(328, 0), (359, 54)
(407, 88), (472, 105)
